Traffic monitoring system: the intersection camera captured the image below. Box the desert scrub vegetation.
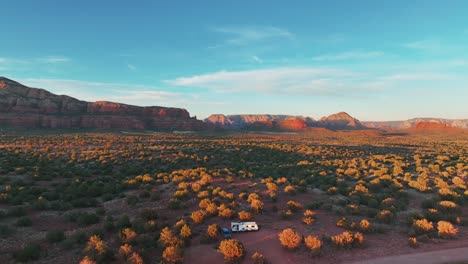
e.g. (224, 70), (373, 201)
(278, 228), (302, 249)
(218, 239), (245, 263)
(0, 132), (466, 263)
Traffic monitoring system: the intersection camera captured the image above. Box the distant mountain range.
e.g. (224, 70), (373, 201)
(0, 77), (466, 132)
(205, 112), (365, 130)
(364, 118), (468, 130)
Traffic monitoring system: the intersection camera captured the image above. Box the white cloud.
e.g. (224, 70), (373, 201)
(312, 51), (384, 61)
(380, 73), (454, 82)
(167, 67), (376, 96)
(213, 26), (293, 45)
(38, 56), (70, 63)
(403, 40), (442, 51)
(250, 56), (263, 63)
(127, 64), (137, 71)
(0, 55), (70, 65)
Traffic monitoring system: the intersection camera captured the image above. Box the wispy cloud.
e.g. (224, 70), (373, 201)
(0, 55), (70, 65)
(167, 67), (376, 96)
(380, 73), (454, 82)
(250, 56), (263, 63)
(403, 39), (442, 51)
(127, 64), (137, 71)
(312, 51), (384, 61)
(38, 56), (70, 63)
(213, 26), (293, 45)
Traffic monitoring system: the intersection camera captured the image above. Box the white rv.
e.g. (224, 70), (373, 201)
(231, 221), (259, 232)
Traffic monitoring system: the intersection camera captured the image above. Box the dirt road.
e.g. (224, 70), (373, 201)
(351, 247), (468, 264)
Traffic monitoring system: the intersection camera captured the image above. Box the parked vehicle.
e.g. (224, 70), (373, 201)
(221, 227), (232, 238)
(231, 221), (259, 232)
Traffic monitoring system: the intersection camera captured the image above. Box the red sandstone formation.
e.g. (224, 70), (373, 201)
(0, 77), (209, 130)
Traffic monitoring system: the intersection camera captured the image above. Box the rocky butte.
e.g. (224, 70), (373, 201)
(0, 77), (209, 130)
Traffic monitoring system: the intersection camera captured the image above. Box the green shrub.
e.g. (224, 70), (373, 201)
(16, 216), (32, 227)
(0, 224), (14, 237)
(46, 230), (65, 243)
(13, 243), (41, 262)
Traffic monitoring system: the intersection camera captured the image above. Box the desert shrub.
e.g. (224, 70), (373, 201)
(168, 199), (183, 210)
(278, 228), (302, 250)
(13, 243), (41, 262)
(359, 219), (372, 233)
(126, 195), (139, 206)
(376, 210), (394, 224)
(250, 199), (264, 213)
(287, 200), (303, 212)
(207, 224), (219, 239)
(437, 221), (458, 238)
(238, 211), (252, 221)
(408, 237), (418, 248)
(191, 210), (207, 224)
(8, 206), (26, 217)
(77, 213), (100, 227)
(331, 231), (364, 249)
(16, 216), (32, 227)
(119, 228), (138, 244)
(219, 208), (235, 219)
(163, 246), (184, 263)
(180, 224), (192, 239)
(218, 239), (245, 263)
(140, 208), (159, 221)
(127, 252), (144, 264)
(251, 252), (266, 264)
(116, 215), (131, 229)
(84, 235), (114, 263)
(413, 219), (434, 235)
(304, 235), (322, 253)
(79, 256), (96, 264)
(0, 224), (14, 237)
(46, 230), (65, 243)
(159, 227), (182, 247)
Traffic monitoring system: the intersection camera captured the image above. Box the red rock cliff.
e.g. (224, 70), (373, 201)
(0, 77), (209, 130)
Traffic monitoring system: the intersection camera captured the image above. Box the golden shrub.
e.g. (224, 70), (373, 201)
(359, 219), (372, 232)
(191, 209), (207, 224)
(304, 235), (322, 251)
(437, 221), (458, 238)
(163, 246), (184, 263)
(331, 231), (354, 248)
(250, 199), (264, 213)
(180, 224), (192, 239)
(413, 219), (434, 234)
(353, 232), (365, 247)
(238, 211), (253, 221)
(79, 256), (96, 264)
(128, 252), (144, 264)
(408, 237), (418, 248)
(251, 252), (266, 264)
(218, 239), (245, 262)
(119, 228), (137, 243)
(304, 210), (316, 217)
(287, 200), (303, 211)
(159, 227), (179, 247)
(302, 217), (315, 225)
(278, 228), (302, 249)
(119, 244), (133, 258)
(219, 208), (235, 219)
(207, 224), (219, 239)
(439, 200), (457, 209)
(85, 235), (107, 256)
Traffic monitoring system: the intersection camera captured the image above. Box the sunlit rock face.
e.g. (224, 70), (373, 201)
(0, 77), (210, 130)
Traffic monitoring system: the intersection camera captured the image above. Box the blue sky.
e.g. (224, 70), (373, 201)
(1, 0), (467, 120)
